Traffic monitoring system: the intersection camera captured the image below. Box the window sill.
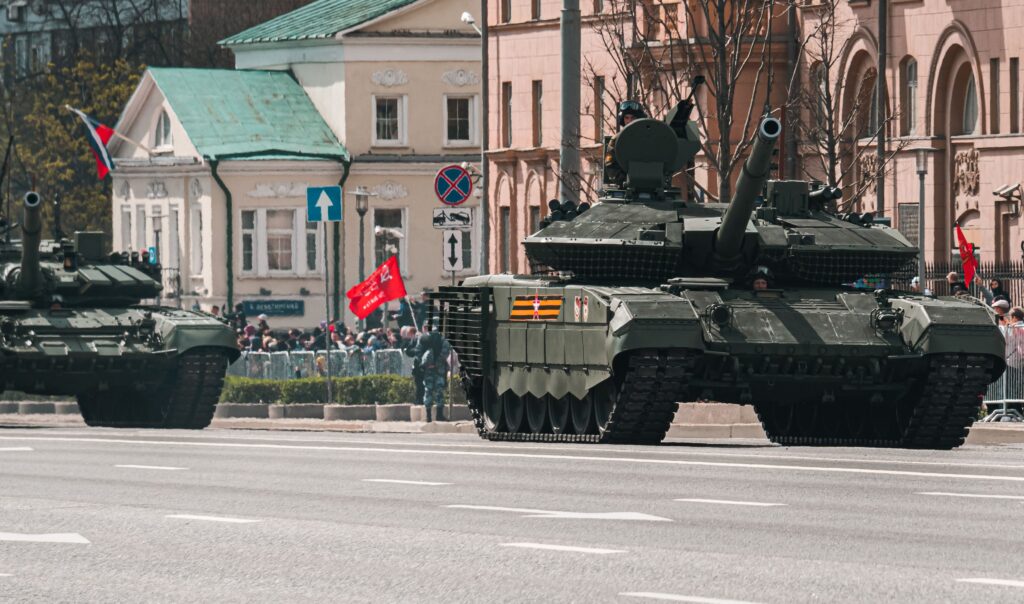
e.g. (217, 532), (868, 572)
(371, 141), (408, 149)
(443, 141), (477, 149)
(238, 273), (324, 280)
(152, 146), (174, 155)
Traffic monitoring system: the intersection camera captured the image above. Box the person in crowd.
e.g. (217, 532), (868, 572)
(257, 313), (270, 332)
(947, 272), (968, 294)
(975, 275), (1011, 305)
(403, 326), (426, 410)
(210, 305), (221, 317)
(413, 290), (432, 328)
(992, 299), (1011, 333)
(910, 277), (921, 292)
(228, 303), (247, 331)
(407, 325), (451, 422)
(395, 297), (415, 328)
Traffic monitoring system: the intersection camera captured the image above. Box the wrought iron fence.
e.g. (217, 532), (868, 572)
(890, 260), (1024, 301)
(982, 325), (1024, 422)
(227, 349), (414, 380)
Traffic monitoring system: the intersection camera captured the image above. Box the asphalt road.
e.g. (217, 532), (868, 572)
(3, 427), (1024, 603)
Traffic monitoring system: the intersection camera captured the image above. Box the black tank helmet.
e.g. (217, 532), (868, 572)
(616, 100), (647, 128)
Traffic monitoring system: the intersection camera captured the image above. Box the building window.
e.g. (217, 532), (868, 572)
(444, 95), (475, 146)
(374, 208), (406, 269)
(531, 0), (541, 19)
(167, 206), (180, 270)
(593, 0), (604, 13)
(962, 72), (978, 135)
(529, 206), (541, 234)
(240, 208), (319, 277)
(594, 76), (606, 142)
(499, 206), (511, 272)
(1011, 58), (1020, 134)
(135, 206), (146, 250)
(29, 34), (50, 73)
(532, 80), (543, 147)
(241, 210), (256, 273)
(501, 0), (511, 23)
(901, 58), (917, 135)
(190, 206), (203, 275)
(14, 36), (28, 76)
(154, 111), (173, 150)
(502, 82), (513, 147)
(121, 206), (132, 251)
(372, 95), (406, 146)
(990, 58), (1000, 134)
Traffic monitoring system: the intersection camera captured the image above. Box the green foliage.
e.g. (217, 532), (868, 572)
(1, 54), (144, 241)
(221, 375), (415, 405)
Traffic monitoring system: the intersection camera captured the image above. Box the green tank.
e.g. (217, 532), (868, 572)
(434, 103), (1005, 449)
(2, 192), (239, 428)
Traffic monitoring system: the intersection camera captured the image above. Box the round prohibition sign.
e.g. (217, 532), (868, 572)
(434, 165), (474, 206)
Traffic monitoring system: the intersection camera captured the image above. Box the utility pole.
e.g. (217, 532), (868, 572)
(480, 0), (490, 272)
(876, 0), (888, 216)
(559, 0), (581, 204)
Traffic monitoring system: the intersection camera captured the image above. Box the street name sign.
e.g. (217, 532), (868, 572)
(434, 165), (473, 206)
(306, 186), (343, 222)
(442, 230), (464, 272)
(432, 207), (473, 230)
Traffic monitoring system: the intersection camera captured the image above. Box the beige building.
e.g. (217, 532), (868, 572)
(111, 0), (482, 328)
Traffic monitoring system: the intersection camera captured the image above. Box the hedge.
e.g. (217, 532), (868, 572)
(219, 375), (415, 405)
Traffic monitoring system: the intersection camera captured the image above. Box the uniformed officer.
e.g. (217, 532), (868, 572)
(409, 325), (452, 422)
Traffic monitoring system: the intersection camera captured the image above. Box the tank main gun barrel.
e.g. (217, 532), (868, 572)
(19, 191), (42, 297)
(715, 117), (782, 261)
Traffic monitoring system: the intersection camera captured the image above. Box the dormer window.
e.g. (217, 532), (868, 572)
(154, 111), (173, 151)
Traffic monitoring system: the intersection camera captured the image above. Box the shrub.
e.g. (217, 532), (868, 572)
(223, 375), (416, 405)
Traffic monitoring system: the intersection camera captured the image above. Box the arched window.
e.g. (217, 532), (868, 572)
(154, 111), (172, 149)
(900, 57), (918, 135)
(961, 72), (978, 134)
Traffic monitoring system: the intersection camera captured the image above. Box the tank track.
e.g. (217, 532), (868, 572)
(78, 348), (228, 429)
(465, 349), (695, 444)
(755, 354), (993, 449)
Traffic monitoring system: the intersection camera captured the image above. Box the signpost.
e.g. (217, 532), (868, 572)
(432, 207), (473, 230)
(305, 185), (343, 405)
(434, 165), (473, 206)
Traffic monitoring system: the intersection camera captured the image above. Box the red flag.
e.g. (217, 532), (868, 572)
(955, 224), (978, 285)
(346, 255), (407, 319)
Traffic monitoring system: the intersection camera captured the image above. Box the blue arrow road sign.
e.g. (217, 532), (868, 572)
(306, 186), (343, 222)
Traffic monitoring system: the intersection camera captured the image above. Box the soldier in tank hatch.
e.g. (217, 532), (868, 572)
(604, 100), (648, 186)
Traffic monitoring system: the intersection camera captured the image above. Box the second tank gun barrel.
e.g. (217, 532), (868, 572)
(19, 191), (42, 297)
(715, 117), (782, 261)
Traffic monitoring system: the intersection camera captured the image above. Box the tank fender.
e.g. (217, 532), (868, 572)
(606, 292), (705, 363)
(153, 311), (241, 362)
(891, 297), (1004, 363)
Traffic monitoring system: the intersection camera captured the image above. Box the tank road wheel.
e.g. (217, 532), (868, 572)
(502, 391), (527, 432)
(548, 396), (571, 434)
(570, 394), (596, 435)
(591, 382), (617, 434)
(480, 382), (505, 431)
(525, 394), (550, 434)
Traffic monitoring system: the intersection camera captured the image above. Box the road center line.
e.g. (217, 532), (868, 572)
(920, 492), (1024, 501)
(674, 498), (786, 507)
(621, 592), (762, 604)
(165, 514), (260, 524)
(4, 435), (1024, 484)
(0, 573), (12, 577)
(500, 542), (625, 555)
(448, 504), (671, 522)
(0, 447), (33, 452)
(115, 464), (188, 471)
(362, 479), (451, 486)
(957, 578), (1024, 588)
(0, 532), (90, 544)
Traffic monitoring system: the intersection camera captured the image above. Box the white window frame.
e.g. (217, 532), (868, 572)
(443, 94), (479, 148)
(120, 205), (132, 251)
(238, 208), (321, 278)
(371, 94), (408, 147)
(372, 207), (408, 274)
(190, 205), (204, 275)
(264, 209), (295, 275)
(154, 110), (173, 153)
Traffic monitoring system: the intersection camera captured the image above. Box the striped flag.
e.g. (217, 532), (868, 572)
(68, 106), (115, 180)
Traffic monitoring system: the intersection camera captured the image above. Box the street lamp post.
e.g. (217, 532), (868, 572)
(461, 7), (488, 272)
(354, 186), (370, 328)
(915, 148), (932, 291)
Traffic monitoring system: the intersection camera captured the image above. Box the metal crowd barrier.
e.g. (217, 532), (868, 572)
(227, 349), (414, 380)
(982, 326), (1024, 422)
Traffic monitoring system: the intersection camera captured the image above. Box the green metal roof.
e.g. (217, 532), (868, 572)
(219, 0), (418, 46)
(147, 67), (348, 161)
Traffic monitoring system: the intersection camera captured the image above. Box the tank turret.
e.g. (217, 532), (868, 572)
(18, 191), (42, 297)
(714, 117), (782, 262)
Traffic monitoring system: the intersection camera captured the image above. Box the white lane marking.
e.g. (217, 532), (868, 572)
(957, 578), (1024, 588)
(115, 464), (188, 471)
(0, 447), (33, 452)
(920, 491), (1024, 501)
(5, 435), (1024, 484)
(165, 514), (260, 524)
(501, 542), (625, 555)
(447, 504), (671, 522)
(621, 592), (762, 604)
(0, 532), (90, 544)
(18, 431), (1024, 472)
(674, 498), (786, 507)
(0, 573), (12, 577)
(362, 479), (451, 486)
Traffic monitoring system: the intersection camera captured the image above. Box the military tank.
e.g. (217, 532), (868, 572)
(434, 101), (1005, 449)
(0, 192), (239, 428)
